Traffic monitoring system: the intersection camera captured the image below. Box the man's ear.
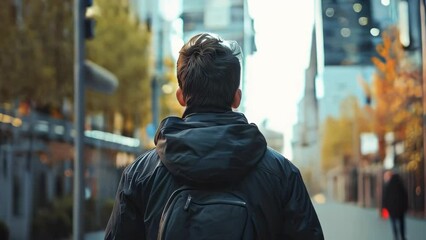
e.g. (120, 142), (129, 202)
(176, 88), (186, 106)
(232, 89), (242, 109)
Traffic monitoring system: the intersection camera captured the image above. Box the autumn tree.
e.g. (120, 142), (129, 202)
(84, 0), (183, 141)
(321, 96), (372, 172)
(370, 26), (423, 171)
(0, 0), (74, 111)
(85, 0), (152, 135)
(0, 1), (20, 102)
(1, 0), (179, 140)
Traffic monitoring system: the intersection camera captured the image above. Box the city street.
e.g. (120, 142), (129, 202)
(315, 201), (426, 240)
(2, 1), (426, 240)
(85, 201), (426, 240)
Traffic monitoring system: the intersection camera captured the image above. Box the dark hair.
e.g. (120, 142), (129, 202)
(177, 33), (241, 108)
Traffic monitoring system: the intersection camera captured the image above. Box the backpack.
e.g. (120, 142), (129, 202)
(157, 186), (258, 240)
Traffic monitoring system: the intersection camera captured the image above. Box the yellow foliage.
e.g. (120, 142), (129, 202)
(0, 0), (74, 106)
(370, 25), (423, 167)
(321, 96), (371, 172)
(86, 0), (152, 132)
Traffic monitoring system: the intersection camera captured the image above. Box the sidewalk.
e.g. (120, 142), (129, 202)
(314, 201), (426, 240)
(85, 231), (105, 240)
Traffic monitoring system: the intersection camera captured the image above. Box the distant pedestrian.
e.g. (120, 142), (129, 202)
(382, 170), (408, 240)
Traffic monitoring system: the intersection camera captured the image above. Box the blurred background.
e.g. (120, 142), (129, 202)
(0, 0), (426, 239)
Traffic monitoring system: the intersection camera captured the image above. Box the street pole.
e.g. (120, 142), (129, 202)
(73, 0), (85, 239)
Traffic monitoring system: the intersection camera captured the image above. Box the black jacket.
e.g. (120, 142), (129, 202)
(105, 111), (324, 240)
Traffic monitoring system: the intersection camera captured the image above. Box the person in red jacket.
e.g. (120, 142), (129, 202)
(382, 170), (408, 240)
(104, 33), (324, 240)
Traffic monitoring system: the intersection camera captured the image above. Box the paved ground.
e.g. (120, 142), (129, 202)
(85, 231), (105, 240)
(85, 201), (426, 240)
(314, 201), (426, 240)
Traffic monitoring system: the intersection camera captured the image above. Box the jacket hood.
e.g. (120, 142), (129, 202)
(154, 111), (267, 187)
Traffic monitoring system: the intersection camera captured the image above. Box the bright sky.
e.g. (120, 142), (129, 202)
(244, 0), (315, 159)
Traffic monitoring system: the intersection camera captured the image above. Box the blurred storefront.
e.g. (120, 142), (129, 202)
(0, 107), (142, 239)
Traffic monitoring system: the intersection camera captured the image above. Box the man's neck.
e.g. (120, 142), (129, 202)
(182, 105), (232, 117)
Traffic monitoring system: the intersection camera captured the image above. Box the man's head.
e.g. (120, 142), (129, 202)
(176, 33), (242, 110)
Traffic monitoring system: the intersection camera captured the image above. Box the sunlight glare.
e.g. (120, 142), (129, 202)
(246, 0), (314, 157)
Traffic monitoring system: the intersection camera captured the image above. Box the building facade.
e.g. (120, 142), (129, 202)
(291, 28), (323, 194)
(181, 0), (256, 111)
(293, 0), (425, 203)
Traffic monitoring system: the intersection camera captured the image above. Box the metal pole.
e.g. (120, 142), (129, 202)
(73, 0), (85, 239)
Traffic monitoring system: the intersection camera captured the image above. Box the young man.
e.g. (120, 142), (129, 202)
(105, 33), (324, 240)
